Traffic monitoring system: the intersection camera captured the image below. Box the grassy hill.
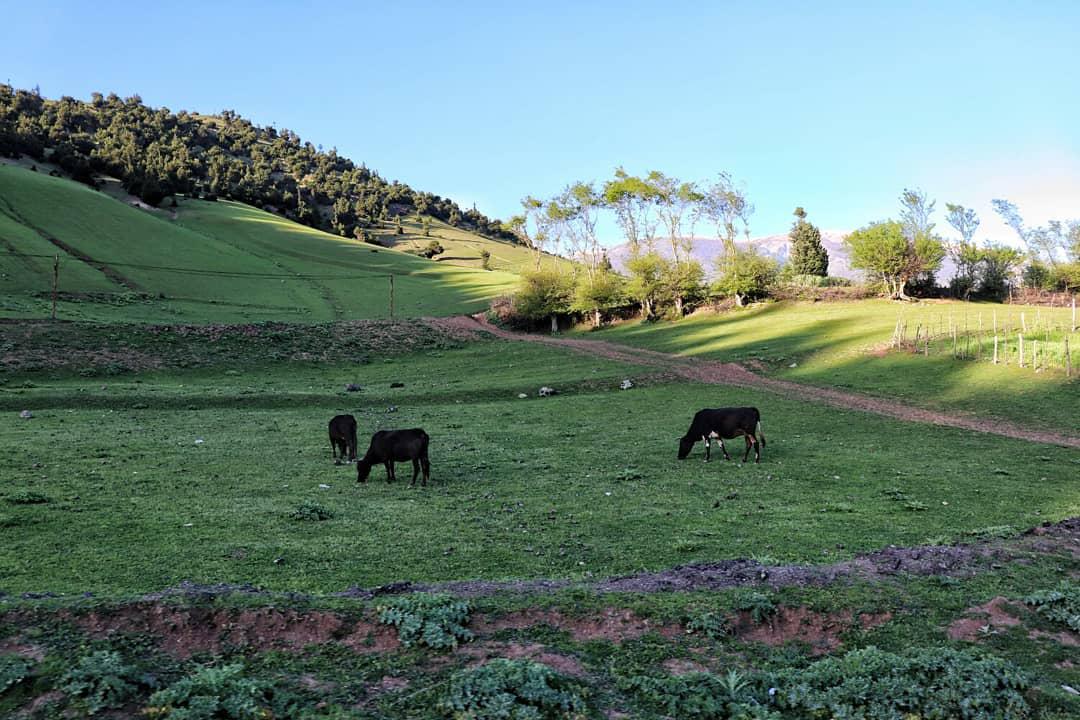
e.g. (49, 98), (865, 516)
(0, 163), (521, 323)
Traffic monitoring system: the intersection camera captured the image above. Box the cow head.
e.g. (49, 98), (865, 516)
(677, 436), (695, 459)
(356, 459), (373, 483)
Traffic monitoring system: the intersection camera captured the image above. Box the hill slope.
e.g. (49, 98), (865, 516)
(0, 164), (517, 322)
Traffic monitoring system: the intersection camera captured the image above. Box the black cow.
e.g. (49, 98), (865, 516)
(328, 414), (358, 464)
(678, 407), (766, 463)
(357, 428), (431, 486)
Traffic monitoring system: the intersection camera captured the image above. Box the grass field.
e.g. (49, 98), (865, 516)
(2, 329), (1076, 597)
(0, 164), (520, 323)
(585, 299), (1080, 435)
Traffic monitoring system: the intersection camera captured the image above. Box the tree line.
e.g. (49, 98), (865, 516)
(0, 85), (515, 241)
(844, 190), (1080, 301)
(503, 169), (832, 330)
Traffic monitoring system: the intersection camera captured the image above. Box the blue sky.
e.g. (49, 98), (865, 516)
(3, 1), (1077, 244)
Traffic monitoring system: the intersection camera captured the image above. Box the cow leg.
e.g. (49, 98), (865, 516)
(753, 433), (761, 463)
(703, 436), (711, 462)
(410, 458), (420, 486)
(742, 435), (752, 463)
(385, 461), (394, 483)
(421, 456), (431, 486)
(719, 438), (731, 461)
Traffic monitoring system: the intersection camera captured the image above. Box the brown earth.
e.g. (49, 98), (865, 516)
(732, 607), (893, 656)
(428, 315), (1080, 449)
(947, 596), (1024, 641)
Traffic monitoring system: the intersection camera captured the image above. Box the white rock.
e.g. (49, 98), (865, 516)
(194, 438), (204, 444)
(789, 362), (798, 368)
(19, 410), (33, 419)
(319, 483), (330, 489)
(620, 379), (634, 390)
(518, 393), (528, 399)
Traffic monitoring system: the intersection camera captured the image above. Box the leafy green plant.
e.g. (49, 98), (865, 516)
(967, 525), (1017, 541)
(1024, 582), (1080, 632)
(613, 467), (643, 482)
(685, 610), (732, 640)
(377, 593), (474, 650)
(59, 650), (142, 714)
(618, 670), (776, 719)
(144, 664), (287, 719)
(6, 491), (50, 505)
(439, 658), (588, 719)
(288, 502), (334, 522)
(770, 646), (1032, 720)
(0, 654), (34, 694)
(735, 592), (777, 625)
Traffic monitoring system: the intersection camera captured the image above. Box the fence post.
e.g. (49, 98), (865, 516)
(1073, 296), (1076, 332)
(993, 335), (999, 364)
(1019, 334), (1024, 368)
(1033, 340), (1039, 371)
(51, 254), (59, 321)
(1067, 335), (1072, 377)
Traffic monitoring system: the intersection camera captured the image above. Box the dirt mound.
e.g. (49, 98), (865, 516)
(947, 596), (1023, 642)
(70, 603), (398, 658)
(429, 315), (1080, 449)
(733, 607), (892, 656)
(471, 607), (679, 643)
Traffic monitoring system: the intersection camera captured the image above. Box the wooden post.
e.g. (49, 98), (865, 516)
(952, 325), (958, 358)
(1033, 340), (1039, 371)
(1066, 335), (1072, 377)
(993, 309), (997, 336)
(914, 324), (921, 352)
(1019, 334), (1024, 368)
(1073, 296), (1076, 332)
(1021, 312), (1026, 332)
(388, 274), (395, 318)
(993, 335), (999, 364)
(51, 254), (59, 321)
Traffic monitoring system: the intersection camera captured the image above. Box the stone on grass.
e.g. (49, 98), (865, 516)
(620, 379), (634, 390)
(538, 386), (557, 397)
(345, 383), (362, 392)
(19, 410), (33, 419)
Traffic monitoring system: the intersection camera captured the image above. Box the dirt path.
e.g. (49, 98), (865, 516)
(430, 315), (1080, 449)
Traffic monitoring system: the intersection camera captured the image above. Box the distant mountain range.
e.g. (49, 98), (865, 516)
(607, 230), (959, 282)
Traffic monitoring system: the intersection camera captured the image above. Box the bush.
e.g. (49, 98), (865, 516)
(619, 669), (776, 719)
(377, 593), (474, 649)
(60, 650), (142, 714)
(288, 502), (334, 522)
(685, 610), (732, 640)
(481, 249), (492, 271)
(620, 647), (1032, 720)
(0, 654), (34, 694)
(1024, 581), (1080, 632)
(144, 664), (285, 720)
(439, 658), (588, 719)
(734, 592), (776, 625)
(771, 646), (1032, 719)
(712, 249), (778, 304)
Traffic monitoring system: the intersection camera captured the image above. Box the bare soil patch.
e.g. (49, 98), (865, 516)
(430, 315), (1080, 448)
(947, 596), (1024, 642)
(471, 607), (679, 643)
(731, 608), (892, 656)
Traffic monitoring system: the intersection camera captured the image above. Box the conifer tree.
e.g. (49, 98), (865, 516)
(788, 207), (829, 276)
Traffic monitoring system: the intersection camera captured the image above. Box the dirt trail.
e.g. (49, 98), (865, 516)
(430, 315), (1080, 449)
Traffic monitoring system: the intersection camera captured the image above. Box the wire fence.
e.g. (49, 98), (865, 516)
(892, 303), (1079, 377)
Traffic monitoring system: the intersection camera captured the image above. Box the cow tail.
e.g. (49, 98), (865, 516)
(756, 420), (766, 446)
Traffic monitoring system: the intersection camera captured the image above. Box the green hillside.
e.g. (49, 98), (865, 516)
(0, 164), (519, 322)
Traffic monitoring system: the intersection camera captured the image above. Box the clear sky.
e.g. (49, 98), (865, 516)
(3, 1), (1077, 244)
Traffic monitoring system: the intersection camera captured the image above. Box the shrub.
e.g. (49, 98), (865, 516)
(144, 664), (286, 719)
(734, 592), (777, 625)
(771, 646), (1032, 719)
(620, 647), (1032, 720)
(712, 248), (779, 304)
(60, 650), (142, 714)
(377, 593), (474, 649)
(439, 658), (588, 719)
(288, 502), (334, 522)
(1024, 581), (1080, 632)
(685, 610), (732, 640)
(619, 669), (776, 719)
(0, 654), (34, 694)
(481, 249), (492, 271)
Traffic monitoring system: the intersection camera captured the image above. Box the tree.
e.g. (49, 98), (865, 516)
(572, 270), (626, 328)
(787, 207), (828, 276)
(945, 203), (981, 298)
(712, 248), (777, 304)
(660, 259), (706, 316)
(992, 199), (1080, 269)
(514, 270), (575, 333)
(701, 172), (753, 274)
(624, 251), (667, 319)
(976, 243), (1024, 300)
(843, 219), (944, 299)
(552, 182), (602, 277)
(602, 168), (658, 252)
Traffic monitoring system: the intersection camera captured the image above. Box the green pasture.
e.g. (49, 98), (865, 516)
(585, 299), (1080, 435)
(0, 164), (518, 323)
(2, 336), (1076, 598)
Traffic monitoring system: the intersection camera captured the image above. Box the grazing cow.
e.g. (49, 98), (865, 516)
(678, 407), (766, 463)
(357, 428), (431, 486)
(328, 414), (358, 464)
